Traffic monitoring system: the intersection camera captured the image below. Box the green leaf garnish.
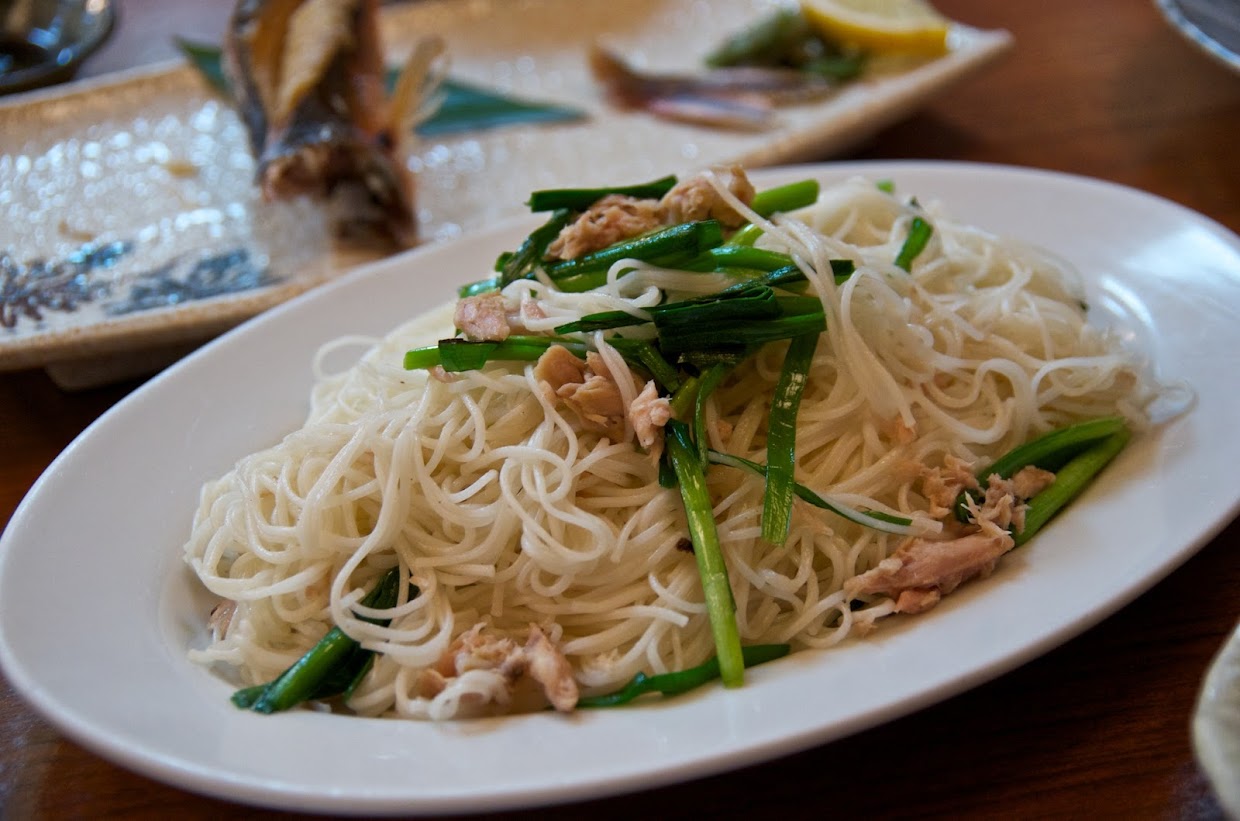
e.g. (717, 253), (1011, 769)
(175, 39), (586, 137)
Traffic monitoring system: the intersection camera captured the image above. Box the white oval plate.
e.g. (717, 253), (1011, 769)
(2, 162), (1240, 815)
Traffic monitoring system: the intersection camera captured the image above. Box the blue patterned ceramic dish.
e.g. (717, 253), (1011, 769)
(0, 0), (1011, 387)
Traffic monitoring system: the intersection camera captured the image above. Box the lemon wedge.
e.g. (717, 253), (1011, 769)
(799, 0), (951, 56)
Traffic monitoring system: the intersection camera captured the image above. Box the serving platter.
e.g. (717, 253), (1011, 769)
(0, 0), (1010, 383)
(2, 161), (1239, 814)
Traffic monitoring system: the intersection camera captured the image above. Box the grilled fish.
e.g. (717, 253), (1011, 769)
(225, 0), (443, 247)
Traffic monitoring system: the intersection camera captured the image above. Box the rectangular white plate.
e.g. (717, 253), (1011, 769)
(0, 0), (1010, 379)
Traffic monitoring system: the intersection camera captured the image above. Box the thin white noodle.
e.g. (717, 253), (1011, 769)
(185, 174), (1173, 719)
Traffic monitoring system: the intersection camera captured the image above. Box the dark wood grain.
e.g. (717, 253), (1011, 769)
(2, 0), (1238, 817)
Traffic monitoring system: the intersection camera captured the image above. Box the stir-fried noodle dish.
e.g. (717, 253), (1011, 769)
(186, 168), (1173, 720)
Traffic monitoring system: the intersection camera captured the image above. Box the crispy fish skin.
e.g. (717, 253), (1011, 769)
(225, 0), (421, 248)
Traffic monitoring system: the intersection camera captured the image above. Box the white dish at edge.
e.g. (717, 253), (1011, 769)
(2, 162), (1240, 815)
(1194, 619), (1240, 817)
(1154, 0), (1240, 74)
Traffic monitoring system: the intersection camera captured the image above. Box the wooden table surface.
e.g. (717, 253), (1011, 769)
(2, 0), (1239, 818)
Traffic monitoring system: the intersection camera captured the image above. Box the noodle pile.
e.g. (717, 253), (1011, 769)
(185, 174), (1161, 719)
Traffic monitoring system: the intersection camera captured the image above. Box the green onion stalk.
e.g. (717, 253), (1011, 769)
(664, 420), (745, 688)
(233, 567), (413, 713)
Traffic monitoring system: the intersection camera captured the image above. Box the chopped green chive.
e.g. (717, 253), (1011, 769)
(895, 216), (933, 271)
(607, 337), (682, 393)
(577, 644), (789, 707)
(501, 208), (574, 285)
(750, 179), (819, 217)
(458, 277), (500, 298)
(664, 420), (745, 688)
(657, 297), (825, 354)
(726, 223), (765, 247)
(1015, 428), (1130, 546)
(554, 311), (649, 334)
(707, 450), (916, 534)
(684, 246), (797, 273)
(761, 332), (818, 544)
(526, 175), (678, 212)
(955, 416), (1130, 523)
(404, 337), (586, 372)
(544, 220), (725, 281)
(694, 363), (732, 462)
(234, 568), (412, 713)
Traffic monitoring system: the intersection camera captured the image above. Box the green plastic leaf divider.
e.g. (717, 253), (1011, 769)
(175, 40), (586, 137)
